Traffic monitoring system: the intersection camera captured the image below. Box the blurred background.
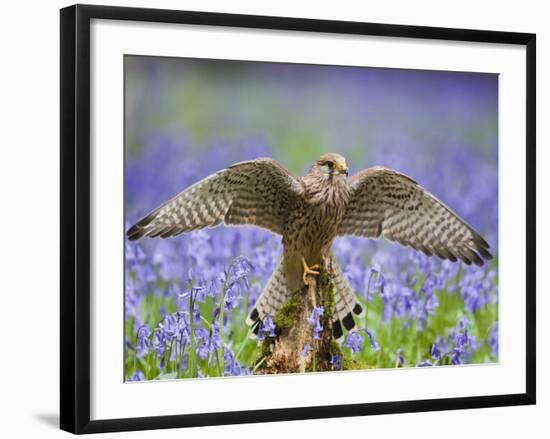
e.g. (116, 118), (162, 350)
(124, 55), (498, 380)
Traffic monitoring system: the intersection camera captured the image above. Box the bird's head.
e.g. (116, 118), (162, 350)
(311, 153), (349, 181)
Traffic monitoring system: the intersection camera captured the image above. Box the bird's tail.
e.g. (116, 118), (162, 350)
(246, 257), (291, 337)
(330, 256), (365, 339)
(246, 255), (364, 340)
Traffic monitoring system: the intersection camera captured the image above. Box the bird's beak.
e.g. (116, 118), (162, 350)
(336, 163), (349, 176)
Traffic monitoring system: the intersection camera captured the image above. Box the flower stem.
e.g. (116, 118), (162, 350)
(216, 273), (229, 376)
(188, 289), (197, 377)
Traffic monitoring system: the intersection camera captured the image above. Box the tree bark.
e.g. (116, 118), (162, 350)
(256, 267), (339, 374)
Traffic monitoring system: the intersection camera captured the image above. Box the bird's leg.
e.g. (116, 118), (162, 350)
(302, 257), (320, 285)
(329, 256), (337, 277)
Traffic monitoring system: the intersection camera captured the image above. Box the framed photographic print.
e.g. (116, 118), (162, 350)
(60, 4), (536, 434)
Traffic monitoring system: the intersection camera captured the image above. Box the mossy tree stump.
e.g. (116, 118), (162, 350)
(256, 268), (341, 374)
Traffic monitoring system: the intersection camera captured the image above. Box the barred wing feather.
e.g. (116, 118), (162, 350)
(127, 159), (302, 240)
(338, 167), (492, 266)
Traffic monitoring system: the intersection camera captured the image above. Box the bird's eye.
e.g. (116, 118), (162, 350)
(325, 161), (334, 168)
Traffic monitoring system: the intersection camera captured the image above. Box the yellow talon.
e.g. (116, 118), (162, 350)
(302, 257), (320, 285)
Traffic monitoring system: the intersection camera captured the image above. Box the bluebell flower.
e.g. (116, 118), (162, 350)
(195, 327), (211, 360)
(364, 329), (380, 352)
(446, 317), (475, 364)
(257, 325), (265, 341)
(450, 346), (467, 365)
(222, 346), (249, 376)
(459, 268), (496, 314)
(307, 306), (324, 340)
(345, 331), (364, 353)
(417, 360), (433, 367)
(159, 304), (167, 318)
(160, 314), (178, 340)
(128, 370), (144, 381)
(210, 322), (222, 351)
(263, 316), (276, 337)
(136, 324), (151, 358)
(124, 278), (141, 320)
(224, 285), (239, 311)
(396, 348), (406, 367)
(431, 343), (441, 360)
(430, 336), (447, 361)
(257, 316), (276, 341)
(330, 354), (342, 370)
(151, 330), (166, 357)
(488, 322), (498, 357)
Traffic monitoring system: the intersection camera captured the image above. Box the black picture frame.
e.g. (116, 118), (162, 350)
(60, 4), (536, 434)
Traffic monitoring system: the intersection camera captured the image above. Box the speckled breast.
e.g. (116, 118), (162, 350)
(283, 201), (345, 261)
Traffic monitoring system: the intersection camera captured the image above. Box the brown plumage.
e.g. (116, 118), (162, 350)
(127, 153), (492, 338)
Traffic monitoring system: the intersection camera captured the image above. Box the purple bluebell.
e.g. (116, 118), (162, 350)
(128, 370), (144, 381)
(151, 330), (166, 357)
(330, 354), (342, 370)
(430, 336), (447, 361)
(364, 329), (380, 352)
(307, 306), (324, 340)
(417, 360), (433, 367)
(222, 346), (250, 376)
(396, 348), (406, 367)
(345, 331), (364, 353)
(263, 316), (276, 338)
(488, 322), (498, 357)
(447, 317), (475, 364)
(136, 324), (151, 358)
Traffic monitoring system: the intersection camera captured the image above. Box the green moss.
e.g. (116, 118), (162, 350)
(342, 357), (372, 370)
(273, 290), (302, 330)
(254, 274), (339, 371)
(258, 337), (273, 361)
(330, 341), (342, 357)
(254, 289), (303, 367)
(322, 275), (335, 320)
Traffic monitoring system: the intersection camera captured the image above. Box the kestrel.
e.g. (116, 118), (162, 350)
(127, 153), (492, 339)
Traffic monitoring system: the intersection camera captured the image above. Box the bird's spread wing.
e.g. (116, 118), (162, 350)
(127, 158), (303, 240)
(338, 167), (493, 266)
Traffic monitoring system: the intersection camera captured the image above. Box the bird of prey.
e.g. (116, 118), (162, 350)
(127, 153), (492, 339)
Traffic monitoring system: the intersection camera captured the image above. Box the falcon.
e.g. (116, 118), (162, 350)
(127, 153), (492, 339)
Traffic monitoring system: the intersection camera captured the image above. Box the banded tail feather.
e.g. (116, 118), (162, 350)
(245, 258), (291, 337)
(330, 258), (364, 339)
(246, 256), (364, 340)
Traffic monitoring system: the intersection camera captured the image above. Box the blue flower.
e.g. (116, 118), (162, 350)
(307, 306), (324, 340)
(330, 354), (342, 370)
(345, 331), (364, 353)
(222, 346), (249, 376)
(263, 316), (276, 337)
(430, 336), (447, 361)
(396, 348), (406, 367)
(151, 330), (166, 357)
(136, 324), (151, 358)
(157, 314), (178, 340)
(364, 329), (380, 352)
(446, 317), (475, 364)
(488, 322), (498, 357)
(257, 316), (276, 341)
(195, 327), (212, 360)
(128, 370), (144, 381)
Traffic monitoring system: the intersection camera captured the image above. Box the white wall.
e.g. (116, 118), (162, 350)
(0, 0), (545, 437)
